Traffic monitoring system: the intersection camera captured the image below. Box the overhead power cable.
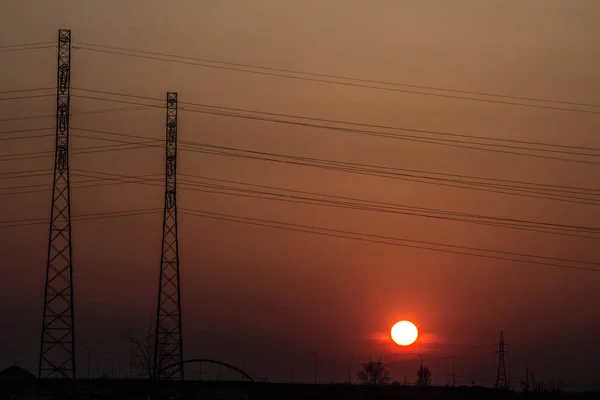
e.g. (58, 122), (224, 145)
(64, 168), (599, 241)
(0, 94), (54, 102)
(0, 208), (161, 229)
(68, 88), (600, 165)
(0, 105), (158, 123)
(67, 126), (600, 205)
(0, 41), (55, 49)
(0, 45), (55, 53)
(72, 43), (600, 114)
(0, 87), (55, 94)
(179, 209), (600, 273)
(3, 124), (597, 206)
(2, 167), (596, 271)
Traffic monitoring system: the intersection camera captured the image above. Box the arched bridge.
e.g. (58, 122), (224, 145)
(156, 358), (255, 382)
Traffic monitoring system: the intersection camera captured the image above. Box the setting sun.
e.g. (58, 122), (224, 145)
(391, 320), (419, 346)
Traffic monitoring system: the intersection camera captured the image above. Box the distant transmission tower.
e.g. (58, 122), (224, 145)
(153, 92), (184, 380)
(39, 28), (75, 379)
(495, 330), (508, 390)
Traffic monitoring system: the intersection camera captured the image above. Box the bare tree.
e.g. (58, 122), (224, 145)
(520, 369), (563, 393)
(125, 321), (164, 379)
(356, 358), (391, 385)
(416, 365), (432, 387)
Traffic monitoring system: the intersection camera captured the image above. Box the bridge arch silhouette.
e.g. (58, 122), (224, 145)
(156, 358), (255, 382)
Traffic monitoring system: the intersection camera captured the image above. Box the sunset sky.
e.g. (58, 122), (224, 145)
(1, 0), (600, 390)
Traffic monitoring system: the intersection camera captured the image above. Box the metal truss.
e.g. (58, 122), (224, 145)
(39, 28), (76, 380)
(153, 92), (184, 380)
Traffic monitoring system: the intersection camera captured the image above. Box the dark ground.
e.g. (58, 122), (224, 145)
(3, 379), (600, 400)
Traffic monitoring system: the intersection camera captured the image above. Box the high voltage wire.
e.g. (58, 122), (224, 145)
(4, 126), (599, 206)
(0, 133), (53, 141)
(0, 173), (162, 196)
(0, 87), (55, 94)
(0, 94), (55, 102)
(1, 167), (597, 271)
(177, 144), (600, 205)
(178, 209), (600, 273)
(68, 168), (600, 235)
(52, 128), (600, 204)
(0, 127), (54, 141)
(68, 126), (600, 196)
(0, 168), (51, 177)
(0, 105), (157, 123)
(72, 42), (600, 109)
(2, 164), (597, 241)
(0, 208), (161, 229)
(72, 87), (600, 152)
(71, 43), (600, 114)
(174, 175), (600, 235)
(183, 144), (600, 202)
(2, 174), (597, 271)
(182, 107), (600, 166)
(67, 89), (600, 165)
(0, 172), (52, 183)
(0, 140), (161, 162)
(0, 41), (54, 49)
(66, 169), (600, 240)
(0, 45), (55, 53)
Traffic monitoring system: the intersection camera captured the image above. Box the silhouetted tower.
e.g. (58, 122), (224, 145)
(495, 331), (508, 390)
(39, 29), (75, 379)
(153, 92), (184, 380)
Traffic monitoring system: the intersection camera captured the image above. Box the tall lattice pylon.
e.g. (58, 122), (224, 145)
(495, 330), (508, 390)
(39, 28), (76, 379)
(153, 92), (184, 380)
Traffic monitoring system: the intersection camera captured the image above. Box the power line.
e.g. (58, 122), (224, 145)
(0, 168), (51, 176)
(0, 208), (161, 229)
(0, 45), (55, 53)
(181, 107), (600, 165)
(0, 172), (51, 182)
(0, 105), (158, 123)
(0, 140), (161, 162)
(66, 168), (599, 241)
(2, 163), (596, 270)
(0, 41), (55, 49)
(179, 209), (600, 273)
(0, 87), (55, 94)
(73, 87), (600, 152)
(67, 126), (600, 205)
(0, 94), (54, 102)
(0, 133), (53, 141)
(72, 43), (600, 114)
(0, 172), (162, 196)
(0, 127), (54, 141)
(4, 124), (597, 208)
(67, 89), (600, 165)
(70, 125), (600, 195)
(3, 172), (596, 272)
(74, 42), (600, 109)
(179, 145), (600, 206)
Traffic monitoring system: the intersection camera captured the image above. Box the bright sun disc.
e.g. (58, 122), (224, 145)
(391, 320), (418, 346)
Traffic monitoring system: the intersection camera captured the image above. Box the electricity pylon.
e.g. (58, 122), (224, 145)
(495, 330), (508, 390)
(153, 92), (184, 380)
(39, 28), (76, 379)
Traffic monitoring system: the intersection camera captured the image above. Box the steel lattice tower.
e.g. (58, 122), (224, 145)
(495, 330), (508, 390)
(39, 29), (76, 380)
(153, 92), (184, 380)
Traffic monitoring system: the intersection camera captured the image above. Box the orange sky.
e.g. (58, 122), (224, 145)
(1, 0), (599, 389)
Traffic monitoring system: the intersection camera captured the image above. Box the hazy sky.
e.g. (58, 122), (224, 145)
(1, 0), (600, 389)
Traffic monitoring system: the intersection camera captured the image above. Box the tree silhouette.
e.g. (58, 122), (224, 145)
(356, 358), (391, 384)
(125, 321), (165, 379)
(416, 365), (432, 387)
